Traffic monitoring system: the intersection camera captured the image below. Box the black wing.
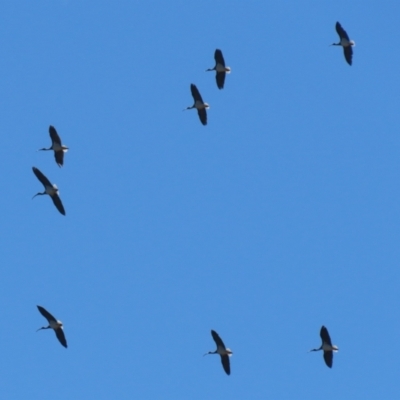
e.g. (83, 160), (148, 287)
(323, 351), (333, 368)
(37, 305), (57, 323)
(197, 108), (207, 126)
(220, 354), (230, 375)
(49, 125), (62, 146)
(211, 330), (226, 349)
(335, 22), (349, 41)
(320, 326), (332, 346)
(343, 46), (353, 66)
(32, 167), (52, 188)
(214, 49), (225, 67)
(54, 151), (64, 167)
(52, 194), (66, 216)
(216, 72), (226, 89)
(190, 84), (204, 103)
(55, 327), (68, 348)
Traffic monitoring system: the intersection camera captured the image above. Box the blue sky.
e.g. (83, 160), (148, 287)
(1, 1), (400, 399)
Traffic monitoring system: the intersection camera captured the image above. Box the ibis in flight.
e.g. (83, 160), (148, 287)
(309, 326), (338, 368)
(206, 49), (231, 89)
(204, 330), (232, 375)
(184, 84), (209, 126)
(36, 305), (67, 348)
(38, 125), (68, 167)
(332, 22), (355, 65)
(32, 167), (66, 215)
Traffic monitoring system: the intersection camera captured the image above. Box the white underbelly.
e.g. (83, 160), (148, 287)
(341, 38), (350, 47)
(53, 143), (62, 151)
(322, 343), (333, 351)
(50, 320), (60, 329)
(195, 100), (205, 110)
(45, 186), (57, 196)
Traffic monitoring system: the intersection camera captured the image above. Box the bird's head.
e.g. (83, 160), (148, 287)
(204, 103), (210, 109)
(226, 348), (233, 356)
(349, 40), (355, 46)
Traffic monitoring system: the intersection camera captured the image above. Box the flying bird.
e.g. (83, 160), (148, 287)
(331, 22), (355, 65)
(184, 84), (209, 125)
(309, 326), (338, 368)
(206, 49), (231, 89)
(204, 330), (232, 375)
(36, 305), (67, 348)
(38, 125), (69, 167)
(32, 167), (66, 215)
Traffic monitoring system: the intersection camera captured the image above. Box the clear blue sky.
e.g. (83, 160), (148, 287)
(1, 1), (400, 399)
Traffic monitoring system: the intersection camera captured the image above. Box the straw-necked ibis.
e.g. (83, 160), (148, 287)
(38, 126), (68, 167)
(36, 305), (67, 348)
(206, 49), (231, 89)
(32, 167), (65, 215)
(309, 326), (338, 368)
(184, 84), (209, 125)
(332, 22), (355, 65)
(204, 330), (232, 375)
